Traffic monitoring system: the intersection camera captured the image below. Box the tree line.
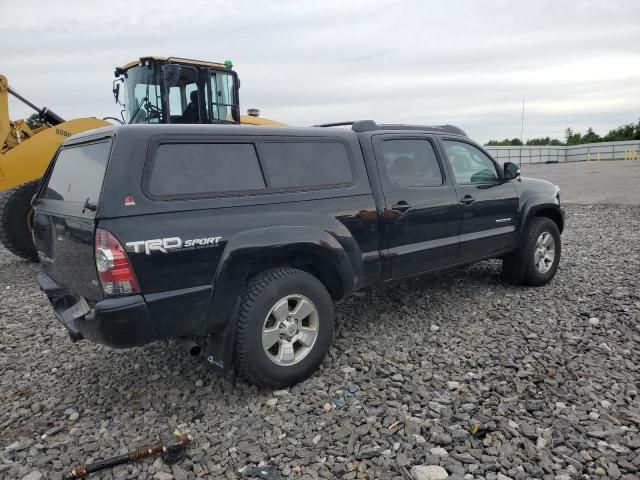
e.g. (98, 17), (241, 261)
(485, 118), (640, 146)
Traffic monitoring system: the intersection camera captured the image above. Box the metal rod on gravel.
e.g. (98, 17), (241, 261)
(62, 431), (192, 480)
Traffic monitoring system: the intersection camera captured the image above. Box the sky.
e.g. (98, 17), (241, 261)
(2, 0), (639, 143)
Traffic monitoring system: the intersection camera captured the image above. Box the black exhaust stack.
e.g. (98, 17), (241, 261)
(8, 85), (65, 126)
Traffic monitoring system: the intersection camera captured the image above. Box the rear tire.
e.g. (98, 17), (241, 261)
(502, 217), (561, 286)
(0, 181), (39, 261)
(234, 267), (334, 388)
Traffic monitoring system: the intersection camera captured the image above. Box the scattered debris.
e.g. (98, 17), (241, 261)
(242, 465), (281, 480)
(62, 431), (192, 479)
(388, 420), (401, 431)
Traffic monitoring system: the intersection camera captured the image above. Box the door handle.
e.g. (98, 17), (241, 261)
(460, 195), (475, 205)
(391, 201), (412, 213)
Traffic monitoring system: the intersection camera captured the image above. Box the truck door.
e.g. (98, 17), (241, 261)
(439, 138), (519, 261)
(373, 135), (460, 278)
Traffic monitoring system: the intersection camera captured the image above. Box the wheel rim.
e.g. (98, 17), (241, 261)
(262, 294), (319, 366)
(534, 231), (555, 273)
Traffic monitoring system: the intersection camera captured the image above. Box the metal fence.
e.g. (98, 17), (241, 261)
(484, 140), (640, 164)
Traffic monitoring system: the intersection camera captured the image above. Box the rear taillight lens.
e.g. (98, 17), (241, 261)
(95, 228), (140, 295)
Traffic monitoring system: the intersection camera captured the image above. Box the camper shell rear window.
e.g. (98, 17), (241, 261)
(41, 140), (112, 205)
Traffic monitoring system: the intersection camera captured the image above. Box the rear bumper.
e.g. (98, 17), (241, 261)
(37, 273), (157, 348)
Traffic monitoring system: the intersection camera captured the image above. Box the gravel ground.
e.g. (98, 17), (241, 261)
(1, 204), (639, 480)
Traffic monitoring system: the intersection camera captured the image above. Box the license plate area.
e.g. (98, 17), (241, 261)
(60, 297), (90, 324)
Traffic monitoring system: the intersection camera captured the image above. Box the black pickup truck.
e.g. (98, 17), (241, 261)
(32, 121), (564, 387)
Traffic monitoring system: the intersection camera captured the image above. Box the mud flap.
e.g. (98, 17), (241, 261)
(204, 321), (237, 373)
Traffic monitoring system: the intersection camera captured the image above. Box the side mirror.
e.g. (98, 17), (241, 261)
(503, 162), (520, 181)
(112, 79), (123, 106)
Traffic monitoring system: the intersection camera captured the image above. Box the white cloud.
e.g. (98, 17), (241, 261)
(2, 0), (639, 143)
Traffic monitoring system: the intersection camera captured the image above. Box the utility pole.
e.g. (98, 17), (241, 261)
(520, 100), (525, 144)
(519, 100), (525, 165)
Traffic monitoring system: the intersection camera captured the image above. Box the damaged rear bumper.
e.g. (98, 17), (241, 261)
(37, 273), (156, 348)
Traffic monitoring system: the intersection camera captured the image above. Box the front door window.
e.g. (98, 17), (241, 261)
(208, 72), (236, 123)
(443, 140), (499, 184)
(165, 66), (199, 123)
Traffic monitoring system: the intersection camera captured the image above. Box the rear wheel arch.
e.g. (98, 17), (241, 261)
(208, 237), (354, 329)
(204, 244), (348, 375)
(246, 249), (348, 301)
(233, 266), (335, 387)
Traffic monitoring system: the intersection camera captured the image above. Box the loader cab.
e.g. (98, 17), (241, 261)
(114, 57), (240, 125)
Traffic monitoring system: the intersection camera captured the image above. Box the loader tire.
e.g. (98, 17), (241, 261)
(0, 181), (40, 261)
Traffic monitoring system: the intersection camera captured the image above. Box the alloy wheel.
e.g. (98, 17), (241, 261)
(534, 231), (555, 273)
(262, 294), (319, 366)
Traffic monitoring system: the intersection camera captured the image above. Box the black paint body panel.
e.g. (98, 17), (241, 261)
(32, 124), (564, 350)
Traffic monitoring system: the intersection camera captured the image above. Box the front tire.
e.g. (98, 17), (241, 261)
(234, 267), (335, 388)
(0, 181), (39, 261)
(502, 217), (561, 286)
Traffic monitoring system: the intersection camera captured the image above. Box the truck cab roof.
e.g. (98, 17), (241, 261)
(64, 123), (356, 145)
(314, 120), (468, 136)
(65, 120), (468, 147)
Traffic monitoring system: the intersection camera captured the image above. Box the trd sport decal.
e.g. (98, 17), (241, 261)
(125, 236), (222, 255)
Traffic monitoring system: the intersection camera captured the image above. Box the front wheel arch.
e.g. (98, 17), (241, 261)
(517, 203), (563, 248)
(503, 216), (561, 285)
(534, 207), (564, 233)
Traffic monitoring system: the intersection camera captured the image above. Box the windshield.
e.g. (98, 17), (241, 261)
(120, 63), (239, 124)
(123, 65), (163, 124)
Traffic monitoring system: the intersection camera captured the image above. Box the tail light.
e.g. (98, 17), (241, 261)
(95, 228), (140, 295)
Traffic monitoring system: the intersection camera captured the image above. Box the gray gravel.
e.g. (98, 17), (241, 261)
(1, 204), (639, 480)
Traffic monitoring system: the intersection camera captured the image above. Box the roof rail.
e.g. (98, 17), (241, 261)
(313, 120), (467, 136)
(312, 121), (356, 128)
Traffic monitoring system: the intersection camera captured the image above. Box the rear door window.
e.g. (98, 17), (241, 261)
(148, 143), (265, 196)
(259, 142), (352, 189)
(42, 140), (112, 204)
(381, 139), (444, 187)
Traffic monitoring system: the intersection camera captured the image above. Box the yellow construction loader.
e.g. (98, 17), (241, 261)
(0, 56), (283, 260)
